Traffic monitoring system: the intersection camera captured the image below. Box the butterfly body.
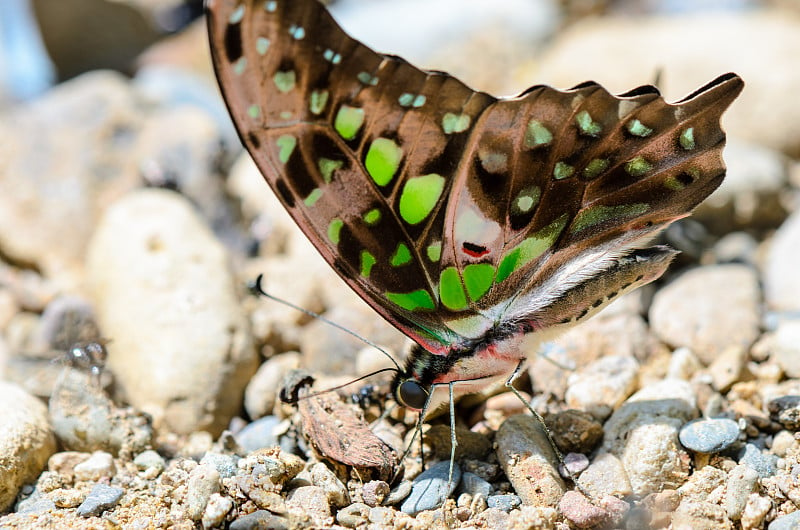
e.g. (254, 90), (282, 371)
(207, 0), (743, 412)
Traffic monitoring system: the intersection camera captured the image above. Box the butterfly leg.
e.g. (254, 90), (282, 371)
(448, 382), (458, 484)
(504, 360), (593, 500)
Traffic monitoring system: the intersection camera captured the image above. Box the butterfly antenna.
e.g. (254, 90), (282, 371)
(282, 367), (399, 404)
(250, 273), (401, 371)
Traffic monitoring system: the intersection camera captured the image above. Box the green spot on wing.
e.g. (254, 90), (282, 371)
(572, 203), (650, 233)
(524, 120), (552, 148)
(360, 251), (376, 278)
(334, 106), (365, 140)
(512, 186), (540, 215)
(363, 208), (381, 225)
(318, 158), (342, 183)
(229, 5), (245, 23)
(273, 71), (296, 93)
(442, 113), (471, 134)
(385, 289), (435, 311)
(439, 267), (468, 311)
(496, 215), (568, 283)
(413, 95), (426, 107)
(463, 263), (495, 302)
(247, 105), (260, 119)
(233, 57), (247, 76)
(576, 110), (602, 137)
(627, 119), (653, 137)
(310, 90), (329, 115)
(399, 173), (445, 225)
(398, 93), (414, 107)
(680, 127), (696, 150)
(554, 162), (574, 180)
(304, 188), (322, 207)
(426, 242), (441, 262)
(276, 135), (296, 164)
(390, 243), (412, 267)
(327, 218), (343, 245)
(583, 158), (609, 179)
(625, 156), (653, 176)
(365, 138), (403, 186)
(256, 37), (270, 55)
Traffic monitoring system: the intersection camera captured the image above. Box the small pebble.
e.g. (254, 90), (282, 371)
(679, 417), (741, 453)
(202, 493), (233, 529)
(73, 451), (116, 481)
(739, 443), (778, 478)
(234, 416), (281, 453)
(229, 510), (290, 530)
(76, 484), (124, 517)
(486, 493), (521, 512)
(308, 462), (349, 508)
(384, 480), (413, 505)
(200, 452), (239, 479)
(561, 452), (590, 477)
(400, 460), (461, 515)
(767, 395), (800, 429)
(768, 510), (800, 530)
(559, 490), (611, 529)
(186, 463), (221, 521)
(133, 450), (165, 475)
(368, 506), (395, 525)
(459, 472), (492, 499)
(336, 503), (370, 528)
(725, 464), (759, 521)
(285, 486), (332, 525)
(361, 480), (390, 507)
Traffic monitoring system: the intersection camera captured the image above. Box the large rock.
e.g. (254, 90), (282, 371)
(86, 189), (258, 434)
(649, 265), (760, 365)
(0, 381), (56, 511)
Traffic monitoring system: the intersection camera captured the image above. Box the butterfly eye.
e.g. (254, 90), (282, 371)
(397, 380), (428, 410)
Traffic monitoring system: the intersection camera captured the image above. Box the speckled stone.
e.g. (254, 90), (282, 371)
(602, 379), (696, 495)
(186, 463), (221, 520)
(495, 415), (566, 507)
(202, 493), (233, 529)
(73, 451), (115, 482)
(679, 418), (741, 454)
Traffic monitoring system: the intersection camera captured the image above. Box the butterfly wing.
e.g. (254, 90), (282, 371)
(208, 0), (743, 353)
(441, 75), (743, 336)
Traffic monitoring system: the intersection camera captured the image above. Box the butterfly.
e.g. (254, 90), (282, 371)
(207, 0), (742, 442)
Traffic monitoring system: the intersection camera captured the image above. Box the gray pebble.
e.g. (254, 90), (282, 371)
(486, 493), (521, 512)
(229, 509), (290, 530)
(679, 418), (741, 453)
(739, 443), (778, 478)
(16, 490), (56, 515)
(235, 416), (281, 453)
(76, 483), (124, 517)
(400, 460), (461, 515)
(769, 510), (800, 530)
(200, 452), (240, 479)
(459, 471), (492, 499)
